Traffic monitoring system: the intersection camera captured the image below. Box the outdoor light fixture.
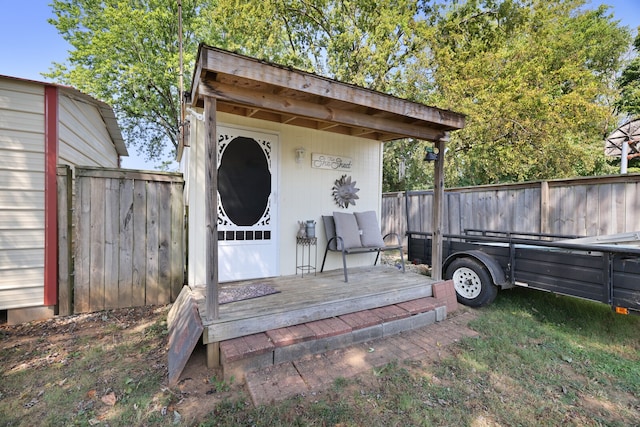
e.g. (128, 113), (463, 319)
(295, 147), (306, 164)
(424, 146), (438, 162)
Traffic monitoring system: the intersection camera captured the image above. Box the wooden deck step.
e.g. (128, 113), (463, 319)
(220, 281), (458, 383)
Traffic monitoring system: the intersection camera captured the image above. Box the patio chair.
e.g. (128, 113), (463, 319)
(320, 211), (405, 282)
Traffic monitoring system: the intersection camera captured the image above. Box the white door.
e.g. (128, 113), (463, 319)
(217, 125), (279, 282)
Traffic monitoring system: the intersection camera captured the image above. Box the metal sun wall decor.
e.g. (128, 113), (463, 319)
(332, 174), (360, 208)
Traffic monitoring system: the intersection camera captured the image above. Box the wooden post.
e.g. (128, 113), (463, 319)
(57, 165), (73, 316)
(207, 342), (220, 368)
(540, 181), (550, 235)
(431, 134), (448, 281)
(204, 96), (219, 321)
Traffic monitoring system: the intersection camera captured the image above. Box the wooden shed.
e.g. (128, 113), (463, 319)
(181, 45), (465, 292)
(0, 75), (127, 324)
(173, 46), (466, 377)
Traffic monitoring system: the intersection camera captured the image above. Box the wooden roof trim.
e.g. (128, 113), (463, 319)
(193, 44), (465, 131)
(199, 78), (446, 141)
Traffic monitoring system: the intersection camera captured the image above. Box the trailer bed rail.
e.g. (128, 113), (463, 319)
(408, 230), (640, 315)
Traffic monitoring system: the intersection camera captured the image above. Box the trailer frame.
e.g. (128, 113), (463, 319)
(407, 229), (640, 314)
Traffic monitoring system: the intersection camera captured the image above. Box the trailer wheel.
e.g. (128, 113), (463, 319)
(445, 257), (498, 307)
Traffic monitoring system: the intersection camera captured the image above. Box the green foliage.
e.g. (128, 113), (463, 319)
(47, 0), (203, 161)
(47, 0), (436, 164)
(47, 0), (632, 184)
(209, 0), (437, 97)
(209, 375), (234, 393)
(617, 31), (640, 116)
(382, 139), (435, 192)
(426, 0), (630, 186)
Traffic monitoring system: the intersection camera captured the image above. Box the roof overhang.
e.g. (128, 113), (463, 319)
(59, 87), (128, 157)
(190, 44), (465, 143)
(0, 75), (128, 157)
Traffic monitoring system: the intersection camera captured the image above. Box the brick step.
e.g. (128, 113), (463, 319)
(220, 281), (458, 382)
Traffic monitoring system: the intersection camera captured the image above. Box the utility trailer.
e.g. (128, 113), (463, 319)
(407, 230), (640, 315)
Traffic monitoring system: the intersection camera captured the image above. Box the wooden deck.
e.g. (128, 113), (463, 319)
(190, 265), (436, 344)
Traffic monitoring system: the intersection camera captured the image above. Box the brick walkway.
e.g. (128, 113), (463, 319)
(245, 310), (479, 406)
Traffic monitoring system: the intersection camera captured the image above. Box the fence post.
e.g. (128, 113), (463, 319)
(540, 181), (550, 234)
(57, 165), (73, 316)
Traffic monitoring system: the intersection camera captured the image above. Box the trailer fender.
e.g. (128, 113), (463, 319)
(444, 250), (509, 288)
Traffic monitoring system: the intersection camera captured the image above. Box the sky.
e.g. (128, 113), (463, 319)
(1, 1), (639, 171)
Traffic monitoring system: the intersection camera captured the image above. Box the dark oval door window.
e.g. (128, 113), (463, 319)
(218, 136), (271, 226)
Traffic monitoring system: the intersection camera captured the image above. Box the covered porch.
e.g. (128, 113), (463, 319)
(182, 265), (458, 381)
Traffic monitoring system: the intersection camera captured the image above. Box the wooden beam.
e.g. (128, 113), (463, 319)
(199, 45), (466, 130)
(350, 127), (374, 137)
(431, 134), (448, 281)
(75, 166), (184, 182)
(200, 80), (446, 142)
(280, 114), (298, 124)
(540, 180), (550, 235)
(204, 96), (219, 321)
(317, 122), (340, 131)
(57, 165), (73, 316)
(189, 58), (205, 108)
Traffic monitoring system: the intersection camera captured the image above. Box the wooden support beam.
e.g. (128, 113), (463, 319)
(431, 134), (448, 281)
(204, 96), (219, 321)
(207, 342), (220, 368)
(317, 122), (340, 131)
(540, 180), (550, 235)
(280, 114), (298, 124)
(199, 80), (446, 142)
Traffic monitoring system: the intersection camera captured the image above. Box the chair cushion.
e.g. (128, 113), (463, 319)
(333, 211), (363, 250)
(321, 215), (338, 251)
(354, 211), (385, 248)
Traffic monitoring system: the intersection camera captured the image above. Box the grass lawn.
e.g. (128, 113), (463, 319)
(202, 288), (639, 426)
(1, 288), (638, 426)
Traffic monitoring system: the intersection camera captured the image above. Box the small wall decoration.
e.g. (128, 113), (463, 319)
(312, 153), (353, 171)
(332, 174), (360, 208)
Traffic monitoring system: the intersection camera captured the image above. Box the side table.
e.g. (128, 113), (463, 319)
(296, 237), (317, 277)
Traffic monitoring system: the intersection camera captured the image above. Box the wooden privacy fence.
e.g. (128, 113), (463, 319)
(57, 166), (185, 314)
(382, 174), (640, 243)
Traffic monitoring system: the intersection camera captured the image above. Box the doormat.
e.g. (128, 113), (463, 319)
(219, 283), (280, 305)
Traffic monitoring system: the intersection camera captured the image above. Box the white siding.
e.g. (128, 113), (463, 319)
(0, 78), (45, 309)
(183, 115), (207, 286)
(182, 111), (384, 283)
(58, 93), (119, 168)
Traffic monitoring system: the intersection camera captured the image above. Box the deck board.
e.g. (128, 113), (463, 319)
(191, 266), (436, 343)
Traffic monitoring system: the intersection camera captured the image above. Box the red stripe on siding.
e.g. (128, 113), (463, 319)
(44, 85), (59, 307)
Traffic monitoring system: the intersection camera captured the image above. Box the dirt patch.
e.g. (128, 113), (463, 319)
(0, 301), (466, 425)
(381, 253), (432, 275)
(5, 295), (635, 426)
(0, 305), (244, 426)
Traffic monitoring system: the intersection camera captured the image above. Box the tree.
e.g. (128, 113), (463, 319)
(47, 0), (308, 164)
(48, 0), (195, 162)
(47, 0), (436, 165)
(617, 31), (640, 117)
(423, 0), (631, 187)
(382, 139), (436, 192)
(48, 0), (632, 185)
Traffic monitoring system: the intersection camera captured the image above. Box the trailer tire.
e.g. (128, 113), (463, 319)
(445, 257), (498, 307)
